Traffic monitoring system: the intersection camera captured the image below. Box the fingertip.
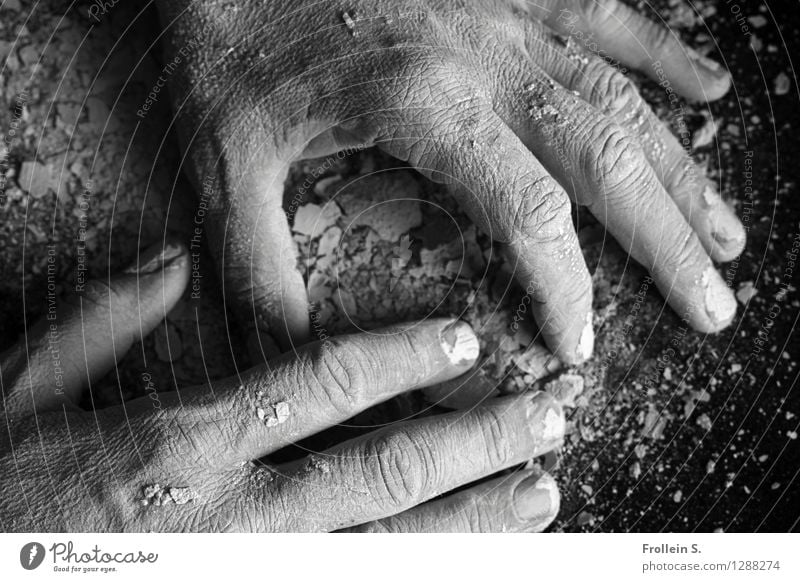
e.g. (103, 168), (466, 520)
(123, 238), (190, 316)
(683, 265), (738, 334)
(543, 307), (594, 366)
(440, 319), (480, 368)
(688, 50), (733, 102)
(513, 469), (560, 532)
(357, 318), (480, 391)
(525, 391), (566, 456)
(708, 211), (747, 264)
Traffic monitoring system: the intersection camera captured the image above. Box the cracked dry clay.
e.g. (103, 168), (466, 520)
(140, 484), (197, 506)
(701, 266), (737, 325)
(441, 322), (480, 365)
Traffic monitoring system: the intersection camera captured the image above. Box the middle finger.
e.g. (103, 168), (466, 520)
(490, 49), (736, 332)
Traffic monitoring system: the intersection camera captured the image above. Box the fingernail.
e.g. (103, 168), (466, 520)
(574, 312), (594, 362)
(688, 48), (728, 80)
(701, 265), (737, 327)
(125, 240), (186, 275)
(702, 187), (745, 255)
(440, 320), (480, 366)
(527, 392), (565, 456)
(513, 472), (559, 524)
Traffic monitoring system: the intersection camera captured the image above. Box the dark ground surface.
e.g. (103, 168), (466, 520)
(0, 0), (797, 532)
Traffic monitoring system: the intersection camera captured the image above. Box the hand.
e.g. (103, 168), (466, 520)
(0, 241), (563, 532)
(157, 0), (744, 364)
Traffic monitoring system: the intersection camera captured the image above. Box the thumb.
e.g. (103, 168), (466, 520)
(2, 240), (189, 416)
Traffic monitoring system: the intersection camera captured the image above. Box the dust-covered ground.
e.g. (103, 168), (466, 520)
(0, 0), (797, 531)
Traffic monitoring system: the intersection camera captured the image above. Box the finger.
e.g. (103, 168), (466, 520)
(342, 468), (560, 533)
(2, 240), (189, 416)
(175, 318), (480, 466)
(529, 0), (731, 101)
(374, 106), (593, 365)
(257, 392), (565, 531)
(492, 57), (736, 332)
(531, 35), (745, 261)
(202, 159), (310, 357)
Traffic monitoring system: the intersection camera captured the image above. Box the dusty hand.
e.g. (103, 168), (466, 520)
(0, 242), (563, 532)
(158, 0), (744, 364)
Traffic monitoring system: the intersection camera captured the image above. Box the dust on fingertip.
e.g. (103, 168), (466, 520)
(526, 392), (566, 455)
(574, 312), (594, 362)
(440, 319), (480, 366)
(701, 266), (737, 327)
(687, 47), (728, 79)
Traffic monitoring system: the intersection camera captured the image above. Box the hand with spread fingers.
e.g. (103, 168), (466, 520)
(157, 0), (744, 365)
(0, 242), (563, 532)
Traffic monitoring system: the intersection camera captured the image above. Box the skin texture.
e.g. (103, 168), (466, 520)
(0, 242), (563, 532)
(155, 0), (744, 367)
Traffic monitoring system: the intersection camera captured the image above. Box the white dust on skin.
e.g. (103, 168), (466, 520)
(441, 321), (480, 366)
(527, 393), (565, 452)
(542, 405), (565, 444)
(701, 266), (737, 325)
(140, 484), (197, 506)
(702, 184), (720, 207)
(702, 185), (743, 249)
(575, 312), (594, 362)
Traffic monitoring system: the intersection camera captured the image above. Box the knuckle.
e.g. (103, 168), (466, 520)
(591, 66), (643, 116)
(508, 177), (570, 243)
(377, 49), (454, 107)
(474, 405), (514, 467)
(656, 229), (704, 278)
(586, 121), (644, 193)
(361, 430), (432, 510)
(307, 340), (372, 413)
(397, 95), (493, 168)
(663, 156), (705, 195)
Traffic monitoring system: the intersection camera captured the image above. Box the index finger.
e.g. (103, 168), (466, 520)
(169, 318), (480, 467)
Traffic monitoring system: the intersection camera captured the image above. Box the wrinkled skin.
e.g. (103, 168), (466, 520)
(0, 242), (564, 532)
(157, 0), (744, 365)
(1, 0), (746, 533)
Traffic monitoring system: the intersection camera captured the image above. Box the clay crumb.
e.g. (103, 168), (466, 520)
(140, 484), (196, 506)
(544, 373), (585, 408)
(258, 401), (291, 427)
(308, 455), (332, 474)
(736, 281), (758, 304)
(774, 72), (790, 96)
(575, 313), (594, 362)
(342, 11), (358, 36)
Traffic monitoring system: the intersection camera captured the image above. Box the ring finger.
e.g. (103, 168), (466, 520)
(341, 468), (560, 533)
